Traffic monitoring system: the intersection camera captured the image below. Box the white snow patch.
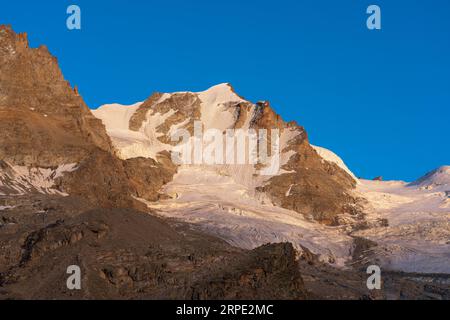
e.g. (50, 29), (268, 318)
(0, 206), (15, 211)
(285, 184), (295, 197)
(93, 102), (143, 131)
(312, 145), (358, 183)
(0, 163), (78, 196)
(198, 83), (244, 131)
(355, 178), (450, 273)
(93, 101), (176, 160)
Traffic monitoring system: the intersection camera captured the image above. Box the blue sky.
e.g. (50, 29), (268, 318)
(1, 0), (449, 181)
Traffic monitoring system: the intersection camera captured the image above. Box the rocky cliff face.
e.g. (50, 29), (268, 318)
(0, 25), (112, 167)
(0, 26), (172, 208)
(248, 100), (358, 225)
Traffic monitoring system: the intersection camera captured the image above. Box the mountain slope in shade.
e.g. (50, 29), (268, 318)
(94, 83), (360, 225)
(408, 166), (450, 190)
(355, 175), (450, 274)
(0, 196), (309, 299)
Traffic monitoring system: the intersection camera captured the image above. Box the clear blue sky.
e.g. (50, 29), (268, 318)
(1, 0), (449, 181)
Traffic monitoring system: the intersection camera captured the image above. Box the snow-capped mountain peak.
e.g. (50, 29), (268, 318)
(311, 145), (358, 183)
(93, 83), (358, 226)
(197, 83), (244, 105)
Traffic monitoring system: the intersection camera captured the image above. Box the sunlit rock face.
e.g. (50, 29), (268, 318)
(0, 26), (174, 208)
(0, 25), (112, 167)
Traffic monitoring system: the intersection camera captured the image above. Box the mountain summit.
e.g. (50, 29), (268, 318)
(94, 83), (359, 225)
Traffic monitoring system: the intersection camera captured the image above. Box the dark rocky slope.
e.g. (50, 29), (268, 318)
(0, 199), (308, 300)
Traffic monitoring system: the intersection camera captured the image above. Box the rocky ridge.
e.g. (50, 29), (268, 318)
(0, 25), (175, 208)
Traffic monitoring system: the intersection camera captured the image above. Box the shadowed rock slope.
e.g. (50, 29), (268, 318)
(0, 201), (308, 300)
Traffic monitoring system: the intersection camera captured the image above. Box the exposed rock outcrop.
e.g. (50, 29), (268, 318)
(0, 205), (309, 300)
(0, 25), (171, 207)
(0, 25), (112, 167)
